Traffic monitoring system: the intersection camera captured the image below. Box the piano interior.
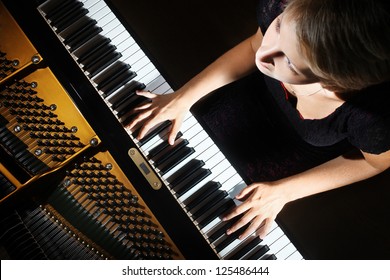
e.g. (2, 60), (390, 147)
(0, 0), (389, 260)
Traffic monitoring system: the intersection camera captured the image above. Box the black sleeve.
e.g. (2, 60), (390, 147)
(348, 110), (390, 154)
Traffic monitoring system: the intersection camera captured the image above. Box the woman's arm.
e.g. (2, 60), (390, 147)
(224, 149), (390, 240)
(128, 28), (264, 144)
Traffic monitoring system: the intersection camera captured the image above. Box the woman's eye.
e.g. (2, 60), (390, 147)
(286, 57), (298, 75)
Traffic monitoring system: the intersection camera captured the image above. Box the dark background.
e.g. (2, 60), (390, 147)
(105, 0), (260, 89)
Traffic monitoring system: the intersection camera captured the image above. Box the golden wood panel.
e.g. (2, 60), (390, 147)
(0, 67), (99, 202)
(0, 1), (41, 83)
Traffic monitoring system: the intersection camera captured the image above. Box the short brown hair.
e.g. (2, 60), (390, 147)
(284, 0), (390, 92)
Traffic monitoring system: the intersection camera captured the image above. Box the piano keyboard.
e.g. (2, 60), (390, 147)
(37, 0), (303, 260)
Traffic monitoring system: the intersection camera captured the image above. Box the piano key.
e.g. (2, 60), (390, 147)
(135, 120), (172, 147)
(275, 241), (299, 260)
(151, 139), (189, 167)
(246, 244), (270, 260)
(86, 51), (122, 78)
(51, 4), (88, 32)
(287, 250), (304, 260)
(100, 69), (137, 97)
(173, 168), (212, 197)
(215, 225), (247, 255)
(147, 132), (183, 158)
(95, 62), (131, 91)
(166, 159), (205, 187)
(158, 146), (195, 175)
(109, 81), (146, 110)
(115, 95), (148, 119)
(197, 198), (235, 228)
(184, 181), (222, 211)
(191, 190), (227, 219)
(62, 18), (101, 50)
(74, 35), (111, 63)
(79, 43), (117, 69)
(207, 215), (241, 243)
(226, 236), (262, 260)
(44, 0), (78, 20)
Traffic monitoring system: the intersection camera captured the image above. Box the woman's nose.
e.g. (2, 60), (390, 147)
(257, 36), (282, 64)
(257, 45), (281, 66)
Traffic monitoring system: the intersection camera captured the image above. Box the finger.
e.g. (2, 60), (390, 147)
(257, 218), (274, 240)
(132, 101), (153, 112)
(136, 119), (158, 140)
(167, 119), (181, 145)
(238, 215), (265, 240)
(225, 208), (257, 235)
(222, 202), (251, 222)
(135, 90), (157, 99)
(127, 109), (153, 130)
(235, 184), (258, 200)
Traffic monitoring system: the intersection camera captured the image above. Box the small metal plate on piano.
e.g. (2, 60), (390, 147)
(128, 148), (162, 190)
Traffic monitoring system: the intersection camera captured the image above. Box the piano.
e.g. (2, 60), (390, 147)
(1, 0), (389, 260)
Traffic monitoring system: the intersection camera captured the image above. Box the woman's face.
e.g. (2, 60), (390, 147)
(256, 13), (319, 85)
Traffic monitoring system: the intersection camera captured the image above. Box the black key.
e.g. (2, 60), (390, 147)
(69, 25), (102, 52)
(45, 0), (78, 20)
(247, 245), (270, 260)
(87, 51), (122, 78)
(191, 190), (227, 219)
(158, 146), (195, 174)
(167, 159), (204, 187)
(198, 198), (236, 228)
(75, 36), (111, 62)
(49, 1), (84, 29)
(100, 70), (137, 98)
(80, 44), (117, 70)
(95, 62), (130, 90)
(214, 226), (247, 253)
(208, 215), (241, 243)
(263, 254), (277, 260)
(184, 181), (222, 210)
(63, 18), (97, 46)
(146, 131), (182, 157)
(109, 81), (145, 109)
(116, 95), (149, 118)
(137, 120), (173, 146)
(228, 237), (262, 260)
(55, 7), (89, 33)
(152, 139), (189, 166)
(173, 168), (211, 196)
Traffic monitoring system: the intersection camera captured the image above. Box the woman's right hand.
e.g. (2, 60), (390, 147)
(126, 89), (191, 145)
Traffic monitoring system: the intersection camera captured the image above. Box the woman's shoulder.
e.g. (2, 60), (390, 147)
(345, 81), (390, 154)
(347, 81), (390, 114)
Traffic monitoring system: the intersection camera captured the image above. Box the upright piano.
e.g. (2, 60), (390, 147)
(1, 0), (389, 260)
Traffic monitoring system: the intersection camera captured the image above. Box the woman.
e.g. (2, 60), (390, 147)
(127, 0), (390, 241)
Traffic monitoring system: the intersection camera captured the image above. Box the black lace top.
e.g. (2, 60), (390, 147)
(257, 0), (390, 154)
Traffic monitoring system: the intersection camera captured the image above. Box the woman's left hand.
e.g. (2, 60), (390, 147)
(223, 181), (289, 240)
